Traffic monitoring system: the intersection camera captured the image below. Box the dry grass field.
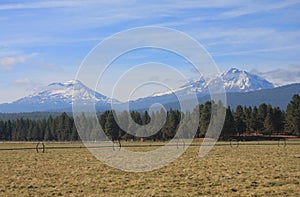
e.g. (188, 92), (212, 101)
(0, 141), (300, 196)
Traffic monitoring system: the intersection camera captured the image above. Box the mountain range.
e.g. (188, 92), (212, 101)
(0, 68), (299, 113)
(154, 68), (274, 97)
(0, 80), (119, 113)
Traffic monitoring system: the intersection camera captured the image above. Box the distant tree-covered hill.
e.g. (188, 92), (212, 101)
(216, 83), (300, 109)
(163, 83), (300, 111)
(0, 94), (299, 141)
(0, 112), (70, 121)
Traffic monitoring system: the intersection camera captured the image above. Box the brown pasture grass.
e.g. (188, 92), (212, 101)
(0, 141), (300, 196)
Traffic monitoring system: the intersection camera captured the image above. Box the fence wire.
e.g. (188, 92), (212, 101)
(0, 140), (300, 153)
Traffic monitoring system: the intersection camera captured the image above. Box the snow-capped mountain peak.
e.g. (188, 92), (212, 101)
(146, 68), (275, 100)
(0, 68), (276, 113)
(0, 80), (120, 112)
(219, 68), (274, 92)
(44, 80), (118, 103)
(226, 67), (242, 74)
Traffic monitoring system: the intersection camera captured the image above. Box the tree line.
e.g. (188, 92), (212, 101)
(0, 94), (299, 141)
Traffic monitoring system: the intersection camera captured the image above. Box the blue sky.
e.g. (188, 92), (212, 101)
(0, 0), (300, 103)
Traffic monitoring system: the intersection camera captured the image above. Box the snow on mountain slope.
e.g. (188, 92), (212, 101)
(151, 75), (208, 98)
(0, 80), (119, 112)
(0, 68), (276, 113)
(217, 68), (274, 92)
(15, 80), (119, 105)
(144, 68), (274, 100)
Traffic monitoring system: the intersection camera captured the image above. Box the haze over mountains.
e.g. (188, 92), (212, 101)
(0, 68), (299, 113)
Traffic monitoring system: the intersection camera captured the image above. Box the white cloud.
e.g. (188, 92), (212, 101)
(0, 56), (25, 70)
(0, 53), (37, 71)
(0, 48), (21, 57)
(1, 0), (299, 48)
(0, 0), (240, 11)
(212, 45), (300, 56)
(220, 0), (300, 19)
(14, 78), (34, 85)
(251, 65), (300, 86)
(0, 1), (87, 10)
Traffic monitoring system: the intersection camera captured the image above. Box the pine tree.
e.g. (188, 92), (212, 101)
(285, 94), (300, 136)
(234, 105), (246, 135)
(221, 107), (236, 138)
(104, 111), (119, 140)
(44, 125), (52, 141)
(273, 107), (284, 134)
(263, 105), (274, 135)
(257, 103), (268, 132)
(6, 120), (12, 140)
(0, 121), (4, 140)
(243, 106), (252, 133)
(99, 111), (110, 131)
(71, 122), (78, 141)
(199, 102), (211, 137)
(55, 113), (68, 141)
(249, 106), (259, 133)
(142, 111), (151, 125)
(152, 108), (167, 141)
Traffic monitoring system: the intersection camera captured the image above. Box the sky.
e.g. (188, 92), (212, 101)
(0, 0), (300, 103)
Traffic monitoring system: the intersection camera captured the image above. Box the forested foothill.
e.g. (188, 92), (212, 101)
(0, 94), (299, 141)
